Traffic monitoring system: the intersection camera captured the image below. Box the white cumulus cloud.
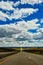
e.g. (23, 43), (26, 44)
(10, 8), (38, 19)
(0, 8), (38, 21)
(0, 19), (43, 47)
(21, 0), (43, 5)
(0, 1), (14, 10)
(0, 1), (43, 47)
(0, 1), (38, 21)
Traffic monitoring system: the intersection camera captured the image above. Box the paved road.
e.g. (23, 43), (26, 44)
(0, 52), (43, 65)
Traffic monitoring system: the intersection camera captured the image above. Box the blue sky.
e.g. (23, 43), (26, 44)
(0, 0), (43, 47)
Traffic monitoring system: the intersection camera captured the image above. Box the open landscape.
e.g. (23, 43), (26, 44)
(0, 47), (43, 65)
(0, 0), (43, 65)
(0, 47), (43, 59)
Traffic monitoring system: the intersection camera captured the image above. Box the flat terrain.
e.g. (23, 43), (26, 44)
(0, 52), (43, 65)
(0, 51), (18, 59)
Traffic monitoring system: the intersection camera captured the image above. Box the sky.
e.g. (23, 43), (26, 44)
(0, 0), (43, 47)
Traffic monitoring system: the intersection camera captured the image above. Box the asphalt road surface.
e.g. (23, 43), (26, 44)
(0, 52), (43, 65)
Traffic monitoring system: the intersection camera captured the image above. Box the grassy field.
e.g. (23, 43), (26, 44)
(22, 47), (43, 55)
